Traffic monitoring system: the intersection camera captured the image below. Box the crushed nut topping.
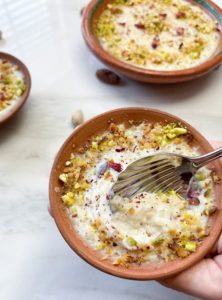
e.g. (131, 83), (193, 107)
(0, 59), (26, 112)
(95, 0), (221, 70)
(59, 122), (216, 267)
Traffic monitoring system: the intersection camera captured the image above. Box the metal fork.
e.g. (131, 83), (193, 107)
(111, 148), (222, 199)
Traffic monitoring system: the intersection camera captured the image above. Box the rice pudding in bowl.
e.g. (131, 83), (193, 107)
(95, 0), (221, 71)
(49, 108), (222, 279)
(0, 59), (26, 112)
(82, 0), (222, 83)
(0, 52), (31, 124)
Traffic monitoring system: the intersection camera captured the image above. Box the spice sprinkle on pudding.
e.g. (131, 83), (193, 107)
(59, 122), (219, 267)
(0, 58), (26, 113)
(95, 0), (221, 71)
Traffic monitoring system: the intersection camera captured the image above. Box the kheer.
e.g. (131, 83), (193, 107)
(95, 0), (221, 70)
(59, 122), (217, 267)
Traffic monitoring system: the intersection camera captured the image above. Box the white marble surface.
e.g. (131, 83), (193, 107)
(0, 0), (222, 299)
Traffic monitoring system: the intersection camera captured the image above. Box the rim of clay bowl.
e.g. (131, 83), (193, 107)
(0, 52), (31, 125)
(49, 107), (222, 280)
(82, 0), (222, 83)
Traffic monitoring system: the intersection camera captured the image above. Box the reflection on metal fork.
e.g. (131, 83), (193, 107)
(111, 148), (222, 200)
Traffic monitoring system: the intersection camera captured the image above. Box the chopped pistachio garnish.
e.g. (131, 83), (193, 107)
(98, 243), (105, 250)
(0, 59), (26, 112)
(196, 171), (206, 181)
(95, 0), (220, 71)
(59, 121), (215, 267)
(62, 192), (75, 207)
(126, 237), (137, 246)
(152, 235), (165, 246)
(185, 241), (197, 252)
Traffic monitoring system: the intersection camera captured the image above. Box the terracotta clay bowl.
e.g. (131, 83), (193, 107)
(82, 0), (222, 84)
(49, 107), (222, 280)
(0, 52), (31, 125)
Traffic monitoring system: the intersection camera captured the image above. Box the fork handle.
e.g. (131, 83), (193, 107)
(190, 147), (222, 169)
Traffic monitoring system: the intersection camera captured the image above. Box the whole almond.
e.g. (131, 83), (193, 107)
(96, 69), (121, 85)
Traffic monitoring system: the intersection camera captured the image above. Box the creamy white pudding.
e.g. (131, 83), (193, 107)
(95, 0), (221, 71)
(0, 58), (26, 117)
(59, 122), (217, 267)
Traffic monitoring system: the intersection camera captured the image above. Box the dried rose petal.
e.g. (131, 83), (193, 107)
(115, 148), (125, 152)
(188, 190), (200, 199)
(95, 195), (100, 201)
(159, 12), (167, 19)
(109, 162), (122, 172)
(151, 36), (160, 49)
(176, 27), (185, 36)
(106, 194), (111, 200)
(176, 11), (186, 18)
(135, 23), (145, 29)
(168, 242), (178, 251)
(188, 198), (200, 206)
(215, 23), (221, 32)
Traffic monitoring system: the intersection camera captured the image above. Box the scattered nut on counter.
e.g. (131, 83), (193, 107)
(96, 69), (121, 85)
(72, 110), (84, 127)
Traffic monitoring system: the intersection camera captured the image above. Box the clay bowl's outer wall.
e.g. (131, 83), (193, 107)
(82, 0), (222, 84)
(49, 108), (222, 280)
(0, 52), (31, 124)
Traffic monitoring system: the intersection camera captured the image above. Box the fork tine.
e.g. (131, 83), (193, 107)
(126, 179), (159, 197)
(127, 159), (167, 171)
(116, 167), (178, 197)
(118, 160), (175, 183)
(112, 152), (186, 199)
(113, 165), (175, 194)
(120, 185), (142, 199)
(174, 185), (184, 193)
(144, 173), (181, 194)
(161, 182), (182, 194)
(118, 159), (170, 180)
(124, 168), (176, 192)
(113, 168), (175, 196)
(127, 156), (166, 169)
(118, 177), (184, 198)
(120, 173), (181, 198)
(118, 174), (159, 198)
(155, 177), (183, 193)
(117, 162), (174, 186)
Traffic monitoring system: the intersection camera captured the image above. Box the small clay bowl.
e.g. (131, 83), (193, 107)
(82, 0), (222, 84)
(0, 52), (31, 125)
(49, 107), (222, 280)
